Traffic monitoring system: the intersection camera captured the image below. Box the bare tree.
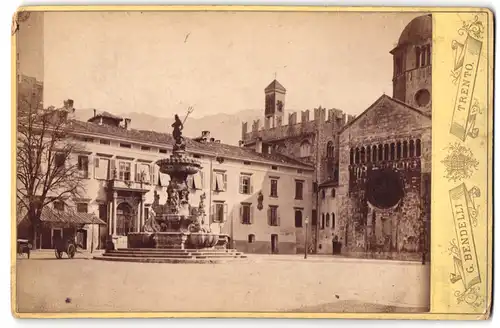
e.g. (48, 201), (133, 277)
(16, 97), (86, 249)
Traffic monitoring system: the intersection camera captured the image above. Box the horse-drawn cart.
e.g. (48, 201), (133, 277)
(54, 237), (77, 259)
(17, 239), (31, 259)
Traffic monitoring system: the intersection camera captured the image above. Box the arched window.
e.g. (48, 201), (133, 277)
(403, 141), (408, 158)
(360, 147), (366, 164)
(331, 188), (336, 198)
(349, 148), (354, 165)
(248, 234), (255, 243)
(416, 139), (422, 157)
(397, 141), (402, 159)
(321, 189), (326, 199)
(390, 143), (396, 160)
(326, 141), (334, 158)
(383, 144), (389, 161)
(372, 145), (377, 162)
(325, 213), (330, 228)
(409, 140), (415, 157)
(300, 140), (311, 158)
(378, 144), (383, 161)
(416, 46), (421, 68)
(294, 210), (303, 228)
(366, 146), (371, 163)
(321, 213), (325, 230)
(355, 148), (360, 164)
(332, 212), (335, 229)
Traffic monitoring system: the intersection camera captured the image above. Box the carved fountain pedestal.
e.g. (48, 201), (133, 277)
(95, 135), (243, 263)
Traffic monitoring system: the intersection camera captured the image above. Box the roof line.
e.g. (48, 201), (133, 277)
(69, 121), (314, 170)
(339, 94), (431, 134)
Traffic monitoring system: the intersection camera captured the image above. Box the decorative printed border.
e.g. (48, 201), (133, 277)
(450, 16), (485, 141)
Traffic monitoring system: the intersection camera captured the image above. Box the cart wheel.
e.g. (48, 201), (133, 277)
(67, 244), (76, 259)
(55, 249), (62, 259)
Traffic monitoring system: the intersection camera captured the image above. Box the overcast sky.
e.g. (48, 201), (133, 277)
(37, 11), (421, 118)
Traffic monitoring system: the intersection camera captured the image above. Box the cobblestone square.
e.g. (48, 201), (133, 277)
(15, 255), (430, 314)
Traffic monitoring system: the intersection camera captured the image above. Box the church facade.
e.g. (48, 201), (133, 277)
(241, 14), (432, 259)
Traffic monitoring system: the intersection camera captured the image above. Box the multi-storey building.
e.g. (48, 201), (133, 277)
(241, 80), (354, 252)
(242, 14), (432, 259)
(18, 106), (315, 253)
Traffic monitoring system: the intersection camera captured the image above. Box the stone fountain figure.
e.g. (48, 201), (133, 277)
(128, 107), (223, 250)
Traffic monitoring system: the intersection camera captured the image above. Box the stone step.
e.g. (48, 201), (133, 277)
(119, 248), (240, 253)
(108, 250), (243, 256)
(105, 251), (246, 259)
(103, 252), (193, 259)
(194, 255), (248, 259)
(93, 256), (249, 264)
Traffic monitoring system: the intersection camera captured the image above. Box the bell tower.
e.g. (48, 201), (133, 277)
(264, 79), (286, 128)
(391, 14), (432, 114)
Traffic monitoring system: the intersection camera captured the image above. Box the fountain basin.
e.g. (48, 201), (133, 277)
(187, 233), (220, 249)
(156, 157), (202, 176)
(128, 232), (223, 249)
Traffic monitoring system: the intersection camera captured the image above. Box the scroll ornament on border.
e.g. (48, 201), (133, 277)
(450, 15), (485, 141)
(448, 183), (484, 308)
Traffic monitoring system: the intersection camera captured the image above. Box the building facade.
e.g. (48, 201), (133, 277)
(20, 109), (315, 253)
(242, 14), (432, 259)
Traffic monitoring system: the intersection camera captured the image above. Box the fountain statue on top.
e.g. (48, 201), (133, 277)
(129, 106), (228, 250)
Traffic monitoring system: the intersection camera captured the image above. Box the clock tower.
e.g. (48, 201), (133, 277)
(264, 79), (286, 128)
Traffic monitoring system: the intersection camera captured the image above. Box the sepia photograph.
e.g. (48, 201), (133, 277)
(14, 9), (433, 315)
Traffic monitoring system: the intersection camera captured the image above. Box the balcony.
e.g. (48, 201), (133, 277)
(108, 178), (151, 192)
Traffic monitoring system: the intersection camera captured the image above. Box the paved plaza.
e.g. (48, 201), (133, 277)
(15, 254), (430, 314)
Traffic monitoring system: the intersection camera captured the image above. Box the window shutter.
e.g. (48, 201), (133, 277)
(223, 173), (228, 191)
(250, 205), (254, 224)
(150, 164), (154, 184)
(239, 176), (244, 194)
(94, 158), (99, 178)
(239, 205), (243, 224)
(249, 177), (254, 194)
(110, 159), (116, 179)
(267, 207), (271, 226)
(223, 203), (228, 222)
(134, 163), (139, 181)
(212, 172), (216, 191)
(211, 204), (215, 223)
(277, 207), (280, 226)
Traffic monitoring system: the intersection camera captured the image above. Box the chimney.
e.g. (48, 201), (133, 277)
(210, 138), (215, 143)
(124, 118), (131, 130)
(238, 140), (244, 147)
(215, 140), (221, 143)
(202, 130), (210, 141)
(93, 109), (97, 117)
(255, 138), (263, 153)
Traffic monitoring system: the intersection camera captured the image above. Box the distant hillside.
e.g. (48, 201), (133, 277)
(74, 109), (262, 146)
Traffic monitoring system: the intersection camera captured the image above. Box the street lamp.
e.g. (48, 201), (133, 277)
(304, 216), (309, 259)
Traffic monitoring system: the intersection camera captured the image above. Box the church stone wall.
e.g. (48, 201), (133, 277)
(337, 98), (431, 260)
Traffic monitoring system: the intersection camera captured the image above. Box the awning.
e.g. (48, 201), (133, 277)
(17, 207), (107, 226)
(41, 207), (107, 225)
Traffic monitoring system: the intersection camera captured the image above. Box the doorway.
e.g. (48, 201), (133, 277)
(271, 234), (278, 254)
(116, 202), (134, 236)
(76, 229), (87, 249)
(52, 228), (62, 248)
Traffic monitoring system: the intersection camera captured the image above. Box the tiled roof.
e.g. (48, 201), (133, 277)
(88, 111), (123, 122)
(17, 207), (107, 225)
(265, 79), (286, 93)
(69, 120), (314, 169)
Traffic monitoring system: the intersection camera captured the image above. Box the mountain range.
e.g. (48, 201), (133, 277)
(73, 108), (262, 146)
